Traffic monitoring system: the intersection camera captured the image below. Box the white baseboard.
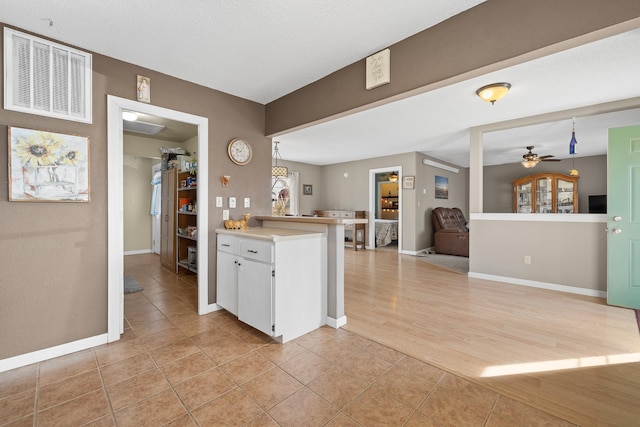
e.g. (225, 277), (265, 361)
(326, 315), (347, 329)
(0, 333), (109, 373)
(124, 249), (153, 256)
(468, 272), (606, 298)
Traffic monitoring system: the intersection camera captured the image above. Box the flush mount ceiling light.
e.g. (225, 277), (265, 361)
(122, 111), (138, 121)
(476, 82), (511, 105)
(389, 171), (399, 182)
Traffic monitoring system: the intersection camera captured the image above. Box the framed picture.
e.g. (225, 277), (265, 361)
(402, 175), (415, 189)
(435, 175), (449, 199)
(303, 184), (313, 195)
(8, 127), (90, 202)
(137, 75), (150, 103)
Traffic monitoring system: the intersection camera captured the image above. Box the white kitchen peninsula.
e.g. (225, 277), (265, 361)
(255, 215), (369, 329)
(215, 227), (325, 343)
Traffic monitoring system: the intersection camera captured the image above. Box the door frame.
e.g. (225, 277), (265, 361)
(107, 95), (210, 342)
(368, 166), (402, 252)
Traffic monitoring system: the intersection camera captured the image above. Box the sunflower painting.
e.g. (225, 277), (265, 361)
(9, 127), (89, 202)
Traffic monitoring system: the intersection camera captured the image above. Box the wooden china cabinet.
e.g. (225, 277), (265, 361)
(513, 173), (579, 213)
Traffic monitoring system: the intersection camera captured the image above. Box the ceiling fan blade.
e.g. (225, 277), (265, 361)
(540, 158), (561, 162)
(538, 154), (555, 159)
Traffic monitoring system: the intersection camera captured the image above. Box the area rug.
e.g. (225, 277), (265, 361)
(124, 276), (143, 294)
(416, 252), (469, 274)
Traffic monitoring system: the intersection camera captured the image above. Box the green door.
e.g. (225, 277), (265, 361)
(607, 125), (640, 309)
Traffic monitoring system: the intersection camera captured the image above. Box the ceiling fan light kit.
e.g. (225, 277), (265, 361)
(476, 82), (511, 105)
(521, 146), (560, 168)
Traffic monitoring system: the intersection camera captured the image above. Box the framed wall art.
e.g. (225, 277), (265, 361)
(303, 184), (313, 195)
(435, 175), (449, 199)
(402, 175), (415, 189)
(8, 127), (90, 202)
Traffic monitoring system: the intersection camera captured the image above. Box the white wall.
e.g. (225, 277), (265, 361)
(123, 155), (153, 253)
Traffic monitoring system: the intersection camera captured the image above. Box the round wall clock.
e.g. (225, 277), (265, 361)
(227, 138), (252, 165)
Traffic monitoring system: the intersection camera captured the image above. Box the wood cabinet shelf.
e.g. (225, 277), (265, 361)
(513, 173), (578, 213)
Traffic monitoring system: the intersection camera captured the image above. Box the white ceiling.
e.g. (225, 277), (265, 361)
(3, 1), (639, 167)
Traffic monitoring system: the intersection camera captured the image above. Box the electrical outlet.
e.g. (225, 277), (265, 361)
(215, 196), (222, 207)
(244, 197), (250, 208)
(229, 197), (236, 208)
(524, 255), (531, 264)
(222, 210), (229, 220)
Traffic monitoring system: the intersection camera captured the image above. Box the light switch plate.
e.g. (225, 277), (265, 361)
(229, 197), (236, 208)
(222, 210), (229, 220)
(215, 196), (223, 207)
(244, 197), (250, 208)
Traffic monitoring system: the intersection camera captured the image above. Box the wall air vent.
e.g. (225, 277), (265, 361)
(4, 28), (92, 123)
(123, 120), (165, 136)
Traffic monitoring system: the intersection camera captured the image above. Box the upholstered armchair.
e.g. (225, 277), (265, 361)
(431, 207), (469, 257)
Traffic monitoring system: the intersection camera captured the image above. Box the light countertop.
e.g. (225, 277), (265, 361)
(255, 215), (368, 225)
(215, 227), (323, 242)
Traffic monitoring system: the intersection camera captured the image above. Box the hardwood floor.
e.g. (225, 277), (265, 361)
(342, 249), (640, 427)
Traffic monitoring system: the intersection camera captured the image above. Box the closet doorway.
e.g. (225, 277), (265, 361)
(368, 166), (402, 252)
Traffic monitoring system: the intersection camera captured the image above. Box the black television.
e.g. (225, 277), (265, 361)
(588, 195), (607, 214)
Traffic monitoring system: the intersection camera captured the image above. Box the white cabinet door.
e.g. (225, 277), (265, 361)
(238, 259), (273, 336)
(216, 251), (238, 315)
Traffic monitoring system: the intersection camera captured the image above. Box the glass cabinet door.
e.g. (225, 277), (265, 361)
(556, 178), (575, 213)
(536, 177), (552, 213)
(516, 181), (532, 213)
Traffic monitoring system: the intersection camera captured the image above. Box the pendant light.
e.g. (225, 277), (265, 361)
(569, 119), (579, 176)
(389, 171), (399, 182)
(271, 141), (288, 177)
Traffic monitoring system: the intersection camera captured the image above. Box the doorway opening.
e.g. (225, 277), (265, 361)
(368, 166), (402, 252)
(107, 96), (210, 342)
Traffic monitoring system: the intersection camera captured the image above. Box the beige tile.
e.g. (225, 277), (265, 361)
(343, 386), (415, 426)
(199, 335), (253, 365)
(279, 349), (332, 385)
(149, 338), (200, 365)
(173, 367), (236, 410)
(309, 335), (358, 364)
(131, 317), (176, 337)
(268, 387), (338, 426)
(161, 414), (198, 427)
(189, 328), (233, 348)
(191, 388), (263, 426)
(405, 411), (445, 427)
(139, 326), (187, 350)
(243, 412), (280, 426)
(115, 388), (187, 427)
(94, 338), (145, 366)
(160, 351), (215, 384)
(1, 414), (35, 427)
(308, 366), (368, 409)
(99, 353), (156, 385)
(39, 350), (97, 385)
(0, 364), (37, 399)
(38, 369), (103, 410)
(332, 329), (373, 349)
(372, 356), (445, 409)
(258, 341), (306, 365)
(125, 309), (167, 327)
(0, 389), (35, 425)
(364, 340), (406, 364)
(37, 389), (110, 427)
(486, 395), (576, 427)
(241, 367), (303, 410)
(339, 348), (393, 383)
(80, 414), (117, 426)
(419, 373), (497, 427)
(106, 368), (169, 410)
(220, 351), (275, 384)
(294, 326), (339, 349)
(237, 328), (275, 350)
(324, 412), (361, 427)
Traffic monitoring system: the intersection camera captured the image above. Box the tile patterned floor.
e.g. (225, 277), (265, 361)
(0, 254), (575, 426)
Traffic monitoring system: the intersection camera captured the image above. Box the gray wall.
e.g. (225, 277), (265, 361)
(483, 155), (607, 213)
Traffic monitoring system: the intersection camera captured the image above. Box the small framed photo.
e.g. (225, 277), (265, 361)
(303, 184), (313, 195)
(137, 75), (150, 103)
(402, 176), (415, 189)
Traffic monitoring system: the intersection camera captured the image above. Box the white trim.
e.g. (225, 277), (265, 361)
(326, 315), (347, 329)
(0, 334), (108, 373)
(471, 213), (607, 223)
(124, 249), (152, 256)
(469, 272), (606, 298)
(368, 166), (403, 253)
(422, 158), (460, 174)
(107, 96), (209, 344)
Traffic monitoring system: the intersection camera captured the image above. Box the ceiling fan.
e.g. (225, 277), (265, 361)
(521, 146), (561, 168)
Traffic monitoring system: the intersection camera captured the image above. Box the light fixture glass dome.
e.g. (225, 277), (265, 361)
(476, 82), (511, 105)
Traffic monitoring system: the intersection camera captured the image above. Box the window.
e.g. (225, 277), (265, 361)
(4, 28), (92, 123)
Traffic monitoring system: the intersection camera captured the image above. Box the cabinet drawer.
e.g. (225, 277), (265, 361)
(217, 234), (239, 254)
(240, 239), (273, 264)
(340, 211), (354, 218)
